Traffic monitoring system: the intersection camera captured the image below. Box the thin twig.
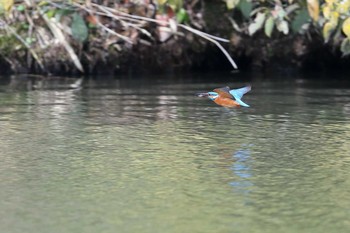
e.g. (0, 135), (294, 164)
(179, 24), (237, 69)
(25, 11), (34, 67)
(89, 3), (237, 69)
(40, 13), (84, 72)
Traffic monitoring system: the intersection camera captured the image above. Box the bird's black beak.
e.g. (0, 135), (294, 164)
(196, 93), (209, 97)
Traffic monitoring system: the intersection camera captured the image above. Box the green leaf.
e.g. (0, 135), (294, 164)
(176, 8), (189, 23)
(275, 5), (286, 19)
(16, 4), (25, 12)
(341, 38), (350, 56)
(276, 20), (289, 35)
(157, 0), (167, 5)
(329, 12), (339, 27)
(226, 0), (240, 10)
(342, 17), (350, 38)
(46, 9), (56, 18)
(264, 16), (274, 37)
(168, 0), (183, 11)
(285, 3), (300, 15)
(25, 37), (35, 45)
(38, 1), (48, 7)
(248, 12), (266, 35)
(238, 0), (252, 19)
(336, 0), (350, 15)
(0, 0), (13, 13)
(55, 9), (73, 22)
(323, 22), (335, 42)
(291, 9), (310, 32)
(322, 5), (331, 19)
(307, 0), (319, 22)
(71, 13), (88, 42)
(21, 23), (29, 29)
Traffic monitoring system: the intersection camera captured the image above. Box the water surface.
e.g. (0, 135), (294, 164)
(1, 74), (350, 233)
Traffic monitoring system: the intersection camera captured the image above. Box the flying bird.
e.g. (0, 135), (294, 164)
(197, 86), (251, 108)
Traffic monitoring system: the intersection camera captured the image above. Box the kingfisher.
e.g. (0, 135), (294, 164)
(197, 86), (251, 108)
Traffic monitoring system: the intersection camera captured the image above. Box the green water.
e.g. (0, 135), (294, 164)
(1, 74), (350, 233)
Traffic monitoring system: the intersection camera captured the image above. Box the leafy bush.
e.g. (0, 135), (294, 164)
(226, 0), (350, 55)
(1, 0), (238, 73)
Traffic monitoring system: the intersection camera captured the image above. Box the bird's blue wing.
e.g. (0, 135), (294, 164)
(234, 98), (250, 107)
(229, 86), (251, 107)
(229, 86), (251, 99)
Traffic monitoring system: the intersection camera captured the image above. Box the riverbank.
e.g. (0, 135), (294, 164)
(1, 1), (350, 76)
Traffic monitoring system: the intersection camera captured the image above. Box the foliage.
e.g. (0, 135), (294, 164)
(226, 0), (350, 56)
(0, 0), (237, 73)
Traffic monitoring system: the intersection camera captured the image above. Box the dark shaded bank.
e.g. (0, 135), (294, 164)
(2, 38), (350, 76)
(2, 32), (350, 76)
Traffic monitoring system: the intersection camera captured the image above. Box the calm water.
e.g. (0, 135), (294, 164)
(1, 74), (350, 233)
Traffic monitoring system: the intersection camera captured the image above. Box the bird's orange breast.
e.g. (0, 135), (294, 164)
(214, 97), (240, 107)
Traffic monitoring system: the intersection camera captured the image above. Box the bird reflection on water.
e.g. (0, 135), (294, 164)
(230, 147), (253, 195)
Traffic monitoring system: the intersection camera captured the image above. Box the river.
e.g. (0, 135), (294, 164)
(1, 73), (350, 233)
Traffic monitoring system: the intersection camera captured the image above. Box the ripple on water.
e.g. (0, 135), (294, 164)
(1, 78), (350, 233)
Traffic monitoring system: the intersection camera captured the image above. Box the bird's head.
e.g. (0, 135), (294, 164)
(207, 92), (219, 100)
